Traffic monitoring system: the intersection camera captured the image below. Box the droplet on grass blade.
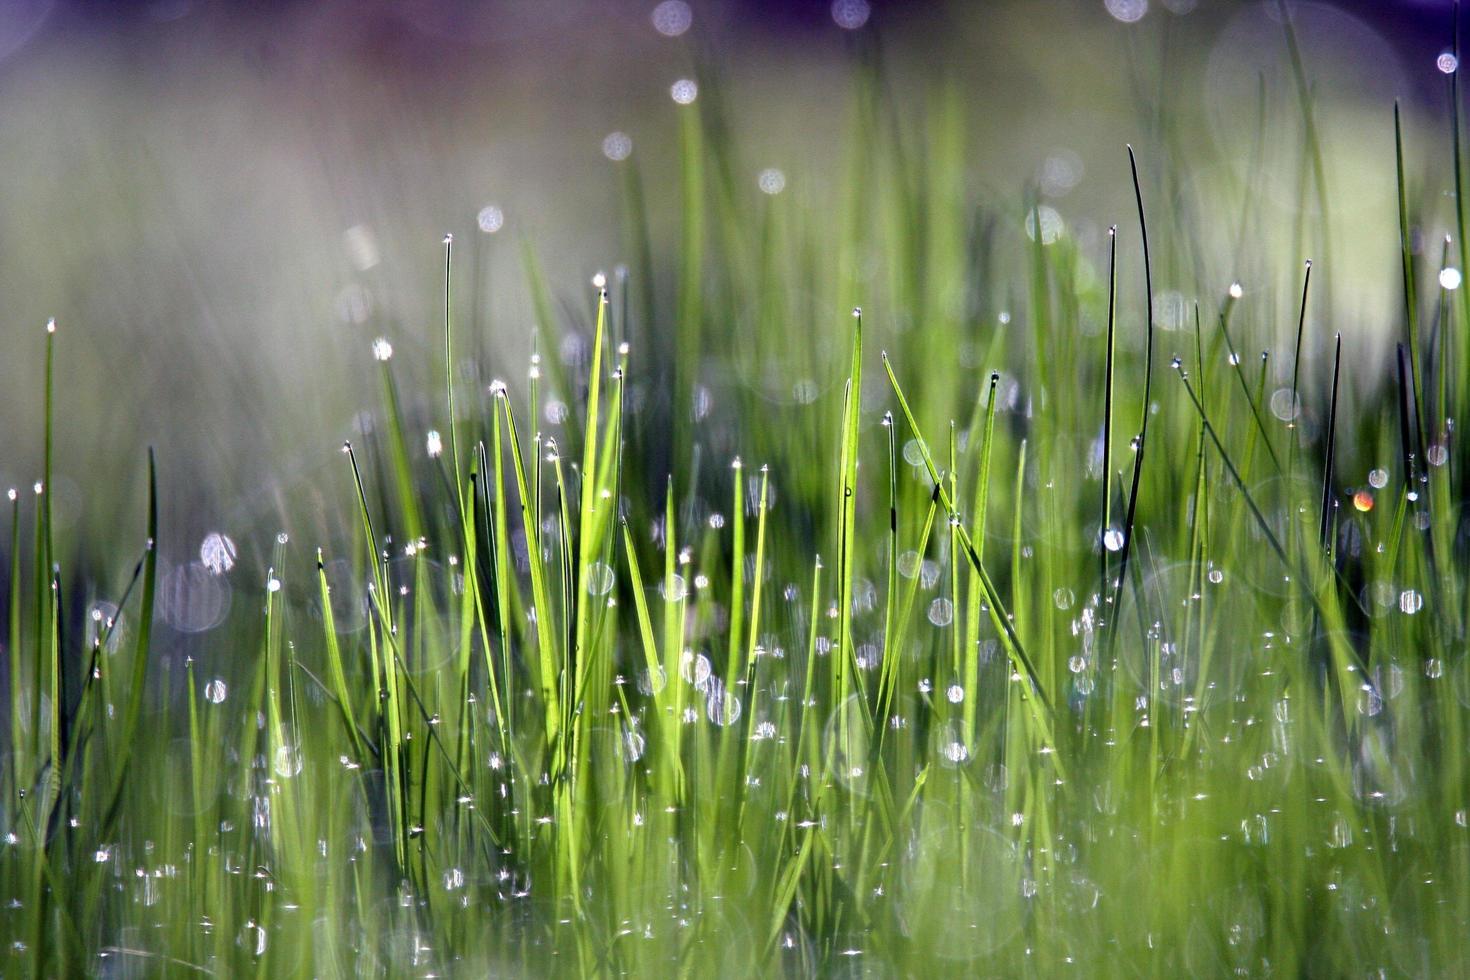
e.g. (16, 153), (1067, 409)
(586, 561), (615, 596)
(371, 337), (393, 361)
(670, 78), (698, 104)
(831, 0), (870, 29)
(707, 684), (742, 726)
(651, 0), (692, 36)
(602, 131), (633, 161)
(476, 205), (504, 234)
(200, 532), (237, 575)
(1105, 0), (1148, 22)
(273, 744), (303, 779)
(1268, 388), (1301, 422)
(622, 729), (646, 761)
(1024, 205), (1064, 245)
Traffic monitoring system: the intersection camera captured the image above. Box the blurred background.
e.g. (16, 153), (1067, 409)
(0, 0), (1463, 585)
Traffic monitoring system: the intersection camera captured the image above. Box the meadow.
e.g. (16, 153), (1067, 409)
(3, 1), (1470, 976)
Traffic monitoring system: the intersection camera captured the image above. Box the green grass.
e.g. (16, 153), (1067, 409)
(6, 19), (1470, 978)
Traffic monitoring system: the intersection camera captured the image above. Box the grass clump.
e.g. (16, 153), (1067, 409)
(5, 28), (1470, 980)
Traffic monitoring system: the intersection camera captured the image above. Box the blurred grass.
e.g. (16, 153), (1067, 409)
(5, 0), (1470, 976)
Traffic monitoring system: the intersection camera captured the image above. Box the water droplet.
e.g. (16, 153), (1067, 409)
(660, 574), (688, 602)
(1441, 267), (1462, 290)
(670, 78), (698, 104)
(679, 650), (712, 688)
(831, 0), (870, 29)
(204, 679), (228, 704)
(371, 337), (394, 361)
(1399, 590), (1423, 615)
(622, 729), (646, 761)
(426, 430), (443, 458)
(651, 0), (692, 36)
(1024, 205), (1064, 245)
(1105, 0), (1148, 24)
(477, 205), (504, 234)
(200, 532), (237, 575)
(707, 686), (742, 726)
(586, 561), (615, 596)
(1102, 527), (1125, 552)
(757, 167), (786, 195)
(945, 684), (965, 704)
(1440, 51), (1460, 74)
(272, 744), (303, 779)
(601, 131), (633, 161)
(927, 598), (954, 627)
(1269, 388), (1301, 422)
(1053, 588), (1074, 611)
